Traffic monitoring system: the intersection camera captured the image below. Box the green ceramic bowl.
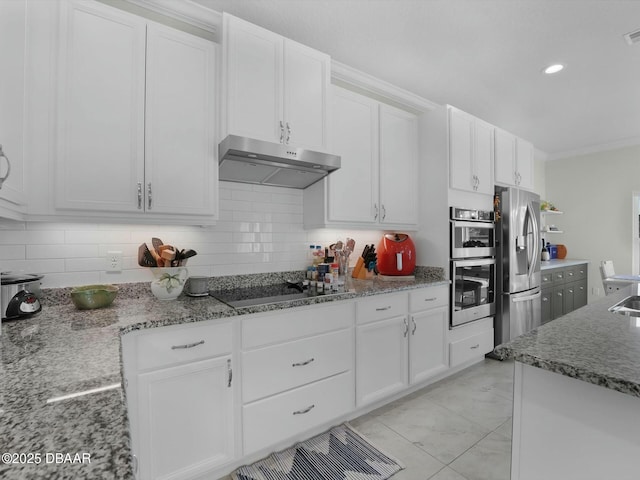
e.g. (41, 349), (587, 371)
(71, 284), (118, 310)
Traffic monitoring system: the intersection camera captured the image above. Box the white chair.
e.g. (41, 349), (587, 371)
(600, 260), (632, 295)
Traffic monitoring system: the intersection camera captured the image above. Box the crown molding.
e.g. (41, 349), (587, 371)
(122, 0), (222, 36)
(331, 60), (438, 113)
(547, 136), (640, 161)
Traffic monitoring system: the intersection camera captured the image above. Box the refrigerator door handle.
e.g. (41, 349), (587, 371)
(512, 291), (542, 303)
(525, 201), (540, 281)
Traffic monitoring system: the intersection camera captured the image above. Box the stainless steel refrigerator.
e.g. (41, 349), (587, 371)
(494, 186), (542, 347)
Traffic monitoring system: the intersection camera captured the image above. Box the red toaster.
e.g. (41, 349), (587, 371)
(376, 233), (416, 276)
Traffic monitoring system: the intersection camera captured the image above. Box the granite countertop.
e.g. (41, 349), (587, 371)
(495, 287), (640, 398)
(540, 258), (589, 270)
(0, 267), (446, 479)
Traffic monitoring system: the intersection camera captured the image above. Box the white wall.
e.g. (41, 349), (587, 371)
(545, 144), (640, 300)
(0, 181), (384, 288)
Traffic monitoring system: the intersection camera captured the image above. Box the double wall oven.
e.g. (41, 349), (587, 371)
(450, 207), (496, 328)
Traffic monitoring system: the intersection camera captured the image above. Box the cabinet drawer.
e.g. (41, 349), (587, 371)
(242, 302), (353, 349)
(356, 292), (408, 325)
(567, 264), (587, 281)
(243, 371), (354, 454)
(541, 271), (553, 286)
(242, 328), (353, 403)
(552, 268), (566, 285)
(135, 321), (232, 371)
(409, 285), (448, 312)
(449, 328), (493, 367)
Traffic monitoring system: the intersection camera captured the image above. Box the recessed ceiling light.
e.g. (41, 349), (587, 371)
(543, 64), (564, 75)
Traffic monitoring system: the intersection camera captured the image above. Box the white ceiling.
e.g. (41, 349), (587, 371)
(191, 0), (640, 159)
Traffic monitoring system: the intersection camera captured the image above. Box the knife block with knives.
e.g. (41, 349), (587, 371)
(352, 244), (377, 279)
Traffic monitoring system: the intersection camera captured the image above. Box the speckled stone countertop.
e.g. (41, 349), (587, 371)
(495, 286), (640, 398)
(0, 267), (446, 479)
(540, 258), (589, 270)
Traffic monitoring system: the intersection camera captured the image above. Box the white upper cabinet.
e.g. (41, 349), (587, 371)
(223, 13), (330, 152)
(56, 0), (217, 221)
(494, 127), (534, 191)
(0, 0), (29, 217)
(448, 106), (493, 195)
(304, 86), (418, 229)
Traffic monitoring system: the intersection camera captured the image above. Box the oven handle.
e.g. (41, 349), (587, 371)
(452, 258), (496, 267)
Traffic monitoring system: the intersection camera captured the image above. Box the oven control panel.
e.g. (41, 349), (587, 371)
(450, 207), (494, 222)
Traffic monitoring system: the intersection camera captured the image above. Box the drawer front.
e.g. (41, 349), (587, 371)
(541, 271), (554, 286)
(572, 264), (588, 281)
(409, 285), (449, 312)
(136, 321), (232, 371)
(242, 302), (354, 349)
(565, 266), (582, 283)
(356, 292), (408, 325)
(243, 371), (354, 454)
(449, 328), (493, 367)
(242, 328), (353, 403)
(552, 268), (566, 285)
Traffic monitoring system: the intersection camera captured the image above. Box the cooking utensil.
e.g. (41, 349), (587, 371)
(152, 237), (164, 254)
(138, 243), (157, 267)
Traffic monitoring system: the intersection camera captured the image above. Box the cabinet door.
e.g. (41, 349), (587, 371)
(56, 0), (146, 212)
(574, 279), (588, 310)
(541, 288), (552, 324)
(551, 286), (564, 320)
(137, 356), (235, 480)
(563, 284), (575, 314)
(283, 39), (330, 151)
(145, 23), (217, 216)
(516, 138), (534, 190)
(494, 128), (516, 186)
(356, 315), (408, 406)
(379, 104), (418, 225)
(473, 119), (494, 195)
(0, 0), (27, 208)
(327, 86), (378, 223)
(449, 108), (474, 192)
(409, 307), (448, 384)
(224, 14), (283, 144)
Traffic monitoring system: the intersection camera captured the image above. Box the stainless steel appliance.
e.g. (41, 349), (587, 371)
(450, 207), (496, 328)
(1, 273), (43, 320)
(210, 280), (339, 308)
(494, 186), (542, 346)
(218, 134), (341, 189)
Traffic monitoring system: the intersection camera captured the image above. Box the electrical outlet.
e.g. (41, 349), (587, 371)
(106, 251), (123, 272)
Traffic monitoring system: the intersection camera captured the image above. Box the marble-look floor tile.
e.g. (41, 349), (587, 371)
(349, 417), (445, 480)
(376, 396), (490, 464)
(428, 466), (469, 480)
(493, 417), (513, 439)
(448, 431), (512, 480)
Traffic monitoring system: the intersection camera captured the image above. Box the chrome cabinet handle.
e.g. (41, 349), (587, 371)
(381, 204), (386, 220)
(279, 120), (284, 143)
(132, 454), (138, 475)
(376, 306), (391, 311)
(292, 358), (315, 367)
(470, 343), (480, 349)
(227, 358), (232, 387)
(374, 203), (379, 220)
(293, 404), (315, 415)
(147, 183), (152, 209)
(285, 122), (291, 144)
(411, 318), (417, 335)
(0, 145), (10, 189)
(424, 297), (437, 302)
(557, 292), (563, 297)
(403, 318), (408, 337)
(171, 340), (205, 350)
(137, 182), (143, 209)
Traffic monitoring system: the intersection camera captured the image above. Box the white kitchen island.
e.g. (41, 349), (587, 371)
(496, 288), (640, 480)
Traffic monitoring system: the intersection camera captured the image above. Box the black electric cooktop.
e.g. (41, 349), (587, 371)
(210, 281), (339, 308)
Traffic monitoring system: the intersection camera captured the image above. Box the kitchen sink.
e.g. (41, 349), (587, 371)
(608, 295), (640, 317)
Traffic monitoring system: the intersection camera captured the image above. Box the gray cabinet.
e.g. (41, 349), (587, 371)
(541, 263), (588, 324)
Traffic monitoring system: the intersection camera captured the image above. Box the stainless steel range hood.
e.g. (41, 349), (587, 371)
(218, 135), (341, 189)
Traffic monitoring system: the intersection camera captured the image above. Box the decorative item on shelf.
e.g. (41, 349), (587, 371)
(540, 200), (560, 212)
(493, 194), (501, 222)
(150, 267), (188, 301)
(71, 284), (118, 310)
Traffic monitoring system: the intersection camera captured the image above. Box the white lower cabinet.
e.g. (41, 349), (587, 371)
(241, 302), (355, 455)
(448, 316), (494, 367)
(356, 285), (450, 407)
(122, 320), (235, 480)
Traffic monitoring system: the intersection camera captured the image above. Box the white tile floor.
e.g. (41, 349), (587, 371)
(350, 358), (515, 480)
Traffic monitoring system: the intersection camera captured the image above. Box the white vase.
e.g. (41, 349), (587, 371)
(150, 267), (188, 300)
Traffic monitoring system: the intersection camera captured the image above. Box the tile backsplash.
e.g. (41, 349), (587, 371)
(0, 182), (384, 288)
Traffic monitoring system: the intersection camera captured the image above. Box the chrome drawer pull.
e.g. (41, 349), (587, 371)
(293, 404), (315, 415)
(424, 297), (437, 302)
(470, 344), (480, 349)
(376, 306), (391, 311)
(171, 340), (205, 350)
(292, 358), (315, 367)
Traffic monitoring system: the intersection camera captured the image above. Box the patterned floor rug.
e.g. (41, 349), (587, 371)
(232, 423), (404, 480)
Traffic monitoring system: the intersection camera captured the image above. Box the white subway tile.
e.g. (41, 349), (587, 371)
(0, 245), (26, 260)
(27, 244), (99, 259)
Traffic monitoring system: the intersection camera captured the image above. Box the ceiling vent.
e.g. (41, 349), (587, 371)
(623, 28), (640, 45)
